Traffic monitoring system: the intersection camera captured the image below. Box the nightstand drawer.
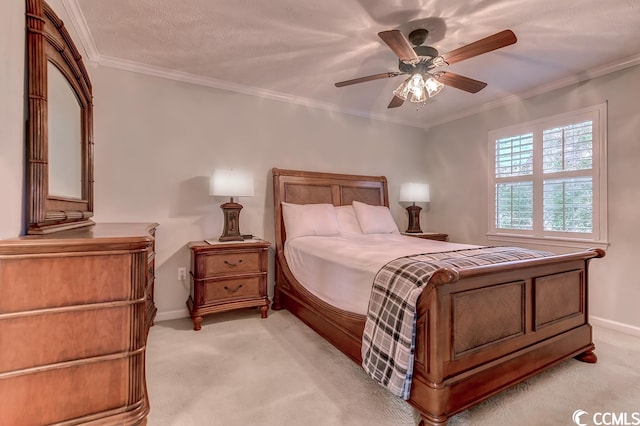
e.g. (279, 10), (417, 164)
(204, 276), (261, 303)
(202, 251), (262, 277)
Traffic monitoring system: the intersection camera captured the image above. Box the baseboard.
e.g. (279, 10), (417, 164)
(591, 315), (640, 337)
(154, 310), (640, 337)
(155, 309), (190, 322)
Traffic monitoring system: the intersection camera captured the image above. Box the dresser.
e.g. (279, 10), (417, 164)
(187, 239), (270, 330)
(0, 223), (158, 425)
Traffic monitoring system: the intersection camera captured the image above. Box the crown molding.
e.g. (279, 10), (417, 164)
(55, 0), (430, 130)
(60, 0), (100, 62)
(60, 0), (639, 132)
(425, 53), (640, 129)
(96, 54), (428, 129)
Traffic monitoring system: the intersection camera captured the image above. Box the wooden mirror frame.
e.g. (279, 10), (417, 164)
(26, 0), (94, 234)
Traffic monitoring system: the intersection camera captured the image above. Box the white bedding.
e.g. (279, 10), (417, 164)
(284, 234), (478, 315)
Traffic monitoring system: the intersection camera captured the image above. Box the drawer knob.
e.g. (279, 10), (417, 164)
(223, 284), (243, 293)
(224, 259), (243, 267)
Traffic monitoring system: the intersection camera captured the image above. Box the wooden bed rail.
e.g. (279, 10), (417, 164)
(429, 247), (605, 285)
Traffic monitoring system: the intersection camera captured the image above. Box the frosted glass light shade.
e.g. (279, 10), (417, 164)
(407, 74), (426, 103)
(410, 88), (427, 103)
(399, 183), (430, 203)
(425, 76), (444, 97)
(392, 78), (410, 100)
(424, 77), (444, 98)
(210, 169), (254, 197)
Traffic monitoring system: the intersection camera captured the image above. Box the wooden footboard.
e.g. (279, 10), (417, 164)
(271, 168), (605, 426)
(409, 249), (603, 425)
(274, 243), (603, 425)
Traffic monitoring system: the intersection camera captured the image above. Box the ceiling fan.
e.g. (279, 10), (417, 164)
(334, 28), (517, 108)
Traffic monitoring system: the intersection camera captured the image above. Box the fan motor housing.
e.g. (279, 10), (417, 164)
(408, 29), (428, 46)
(398, 46), (439, 73)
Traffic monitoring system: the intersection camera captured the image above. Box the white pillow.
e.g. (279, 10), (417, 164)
(352, 201), (400, 234)
(335, 205), (363, 234)
(281, 202), (340, 240)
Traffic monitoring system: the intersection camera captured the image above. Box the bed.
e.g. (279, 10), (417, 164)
(271, 168), (604, 426)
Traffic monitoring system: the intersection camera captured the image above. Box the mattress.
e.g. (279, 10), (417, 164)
(284, 234), (477, 315)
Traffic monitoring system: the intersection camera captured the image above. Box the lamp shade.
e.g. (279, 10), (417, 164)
(399, 183), (430, 203)
(210, 169), (254, 197)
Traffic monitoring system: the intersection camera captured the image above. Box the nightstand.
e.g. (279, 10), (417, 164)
(402, 232), (449, 241)
(187, 239), (270, 331)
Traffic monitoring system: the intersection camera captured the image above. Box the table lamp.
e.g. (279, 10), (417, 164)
(210, 169), (254, 241)
(399, 183), (430, 233)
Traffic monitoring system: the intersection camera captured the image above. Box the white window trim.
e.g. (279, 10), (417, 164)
(487, 103), (608, 248)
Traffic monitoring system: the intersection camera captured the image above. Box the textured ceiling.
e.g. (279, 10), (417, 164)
(65, 0), (640, 128)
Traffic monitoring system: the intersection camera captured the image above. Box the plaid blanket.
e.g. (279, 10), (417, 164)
(361, 246), (553, 400)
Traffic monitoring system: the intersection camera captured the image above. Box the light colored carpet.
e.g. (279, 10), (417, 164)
(146, 310), (640, 426)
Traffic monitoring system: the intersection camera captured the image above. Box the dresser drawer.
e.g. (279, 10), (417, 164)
(0, 306), (130, 373)
(204, 276), (262, 303)
(201, 251), (262, 277)
(0, 254), (132, 313)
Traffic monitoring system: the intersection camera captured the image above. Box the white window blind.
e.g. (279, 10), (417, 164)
(542, 121), (593, 173)
(496, 133), (533, 177)
(543, 177), (592, 233)
(488, 104), (607, 247)
(496, 181), (533, 230)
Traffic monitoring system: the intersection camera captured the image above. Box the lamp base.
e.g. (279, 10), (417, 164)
(219, 201), (244, 242)
(405, 205), (423, 233)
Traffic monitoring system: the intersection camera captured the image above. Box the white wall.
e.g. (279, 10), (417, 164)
(424, 65), (640, 330)
(0, 0), (25, 238)
(1, 0), (430, 322)
(7, 0), (636, 332)
(90, 65), (428, 320)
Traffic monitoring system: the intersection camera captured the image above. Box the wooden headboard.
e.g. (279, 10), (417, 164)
(272, 168), (389, 252)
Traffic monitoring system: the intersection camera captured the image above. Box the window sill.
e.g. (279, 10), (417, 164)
(486, 233), (609, 250)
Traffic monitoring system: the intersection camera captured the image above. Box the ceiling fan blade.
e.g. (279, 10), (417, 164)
(436, 72), (487, 93)
(378, 30), (419, 63)
(334, 72), (402, 87)
(440, 30), (517, 65)
(387, 95), (404, 108)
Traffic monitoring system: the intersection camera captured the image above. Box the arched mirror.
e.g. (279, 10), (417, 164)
(26, 0), (94, 234)
(47, 61), (83, 200)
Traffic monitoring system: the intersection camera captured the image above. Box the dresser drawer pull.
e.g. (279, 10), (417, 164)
(223, 259), (243, 267)
(223, 284), (243, 293)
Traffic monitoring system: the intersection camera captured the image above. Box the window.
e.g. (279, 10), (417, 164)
(488, 104), (607, 248)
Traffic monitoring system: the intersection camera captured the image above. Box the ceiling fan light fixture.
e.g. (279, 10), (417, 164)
(393, 78), (411, 100)
(410, 88), (427, 103)
(392, 72), (445, 105)
(408, 73), (427, 103)
(425, 75), (445, 97)
(407, 73), (424, 90)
